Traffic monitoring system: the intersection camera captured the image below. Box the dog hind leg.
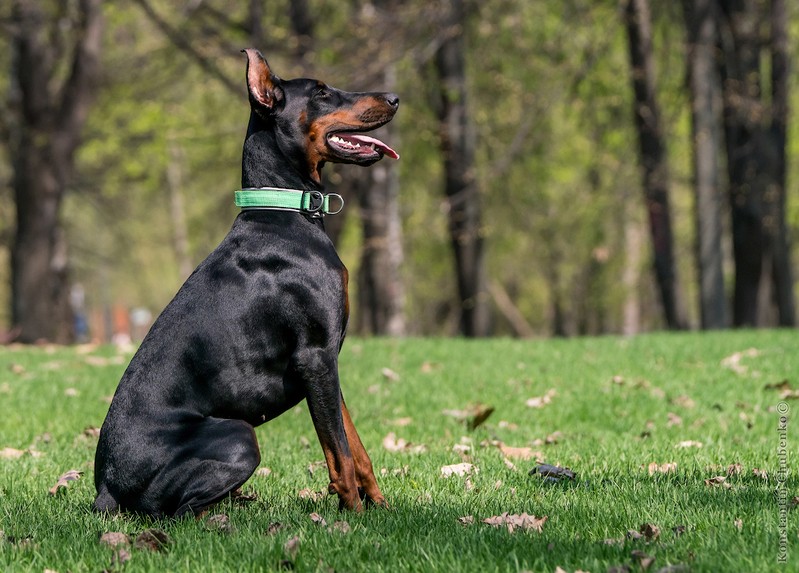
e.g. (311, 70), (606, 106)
(170, 417), (261, 517)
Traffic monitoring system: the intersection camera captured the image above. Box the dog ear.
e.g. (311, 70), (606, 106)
(242, 49), (282, 112)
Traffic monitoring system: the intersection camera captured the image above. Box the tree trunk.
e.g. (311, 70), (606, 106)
(716, 0), (794, 326)
(682, 0), (728, 329)
(434, 0), (490, 337)
(8, 0), (103, 344)
(768, 0), (795, 326)
(624, 0), (686, 330)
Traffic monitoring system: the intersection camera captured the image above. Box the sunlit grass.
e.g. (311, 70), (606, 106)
(0, 331), (796, 572)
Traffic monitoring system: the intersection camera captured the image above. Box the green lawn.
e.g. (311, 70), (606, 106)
(0, 331), (796, 572)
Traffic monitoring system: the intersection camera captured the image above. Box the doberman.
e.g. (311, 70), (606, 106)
(93, 49), (399, 517)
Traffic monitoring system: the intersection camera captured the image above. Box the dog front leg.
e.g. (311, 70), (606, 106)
(341, 398), (386, 507)
(301, 354), (362, 511)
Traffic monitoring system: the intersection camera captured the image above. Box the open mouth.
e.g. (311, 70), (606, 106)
(326, 131), (400, 161)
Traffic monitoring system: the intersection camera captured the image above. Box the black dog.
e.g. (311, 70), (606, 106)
(93, 49), (399, 517)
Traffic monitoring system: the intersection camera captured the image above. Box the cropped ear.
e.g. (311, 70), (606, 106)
(242, 49), (281, 112)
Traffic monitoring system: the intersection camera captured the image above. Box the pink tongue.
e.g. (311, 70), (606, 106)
(347, 134), (400, 160)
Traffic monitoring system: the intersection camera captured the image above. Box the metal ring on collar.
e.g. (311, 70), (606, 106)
(326, 193), (345, 215)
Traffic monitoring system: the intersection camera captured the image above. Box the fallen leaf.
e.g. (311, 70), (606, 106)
(391, 417), (413, 427)
(734, 518), (743, 531)
(111, 549), (131, 566)
(639, 523), (660, 541)
(382, 432), (426, 454)
(49, 469), (83, 495)
(298, 488), (326, 502)
(82, 427), (101, 438)
(671, 525), (686, 537)
(626, 529), (643, 541)
(704, 476), (730, 488)
(381, 367), (400, 382)
(458, 515), (475, 526)
(309, 512), (327, 526)
(64, 388), (79, 397)
(525, 389), (556, 408)
(420, 361), (441, 373)
(675, 440), (703, 449)
(631, 549), (656, 570)
(9, 363), (25, 374)
(666, 412), (683, 427)
(442, 404), (495, 430)
(671, 395), (695, 409)
(331, 520), (351, 534)
(752, 468), (768, 480)
(764, 380), (792, 391)
(283, 535), (301, 560)
(256, 467), (272, 477)
(0, 447), (27, 459)
(133, 529), (171, 552)
(721, 348), (760, 375)
(726, 463), (743, 476)
(647, 462), (677, 475)
(498, 444), (541, 461)
(482, 512), (547, 533)
(98, 532), (131, 547)
(529, 463), (576, 481)
(441, 463), (477, 478)
(205, 514), (235, 533)
(265, 522), (286, 535)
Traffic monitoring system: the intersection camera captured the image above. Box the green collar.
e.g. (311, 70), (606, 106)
(234, 188), (344, 217)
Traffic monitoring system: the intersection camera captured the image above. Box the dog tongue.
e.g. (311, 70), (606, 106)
(347, 134), (400, 160)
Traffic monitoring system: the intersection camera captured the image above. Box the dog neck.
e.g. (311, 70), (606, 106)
(241, 113), (323, 191)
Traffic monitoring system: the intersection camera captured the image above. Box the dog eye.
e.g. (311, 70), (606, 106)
(315, 87), (332, 99)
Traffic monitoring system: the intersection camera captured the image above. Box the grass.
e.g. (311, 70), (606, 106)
(0, 330), (796, 572)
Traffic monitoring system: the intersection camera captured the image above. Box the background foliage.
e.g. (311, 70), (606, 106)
(1, 0), (798, 337)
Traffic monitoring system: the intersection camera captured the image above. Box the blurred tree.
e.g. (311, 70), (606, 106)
(434, 0), (490, 336)
(682, 0), (727, 329)
(624, 0), (687, 330)
(5, 0), (103, 343)
(716, 0), (795, 326)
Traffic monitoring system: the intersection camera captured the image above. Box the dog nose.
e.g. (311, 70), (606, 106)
(384, 93), (400, 109)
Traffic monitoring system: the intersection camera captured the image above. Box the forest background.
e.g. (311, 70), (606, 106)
(1, 0), (797, 343)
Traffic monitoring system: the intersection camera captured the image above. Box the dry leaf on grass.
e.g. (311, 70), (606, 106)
(734, 518), (743, 531)
(442, 404), (495, 430)
(381, 367), (400, 382)
(529, 463), (576, 481)
(647, 462), (677, 475)
(309, 512), (327, 526)
(639, 523), (660, 541)
(525, 389), (556, 408)
(752, 468), (768, 480)
(49, 469), (83, 495)
(265, 522), (286, 535)
(666, 412), (682, 427)
(256, 467), (272, 477)
(441, 462), (478, 478)
(482, 512), (547, 533)
(298, 488), (326, 502)
(82, 426), (101, 438)
(498, 444), (542, 461)
(675, 440), (703, 449)
(283, 535), (301, 560)
(98, 532), (131, 547)
(458, 515), (475, 526)
(0, 447), (27, 460)
(205, 514), (235, 533)
(726, 463), (743, 476)
(331, 521), (351, 534)
(704, 476), (732, 489)
(721, 348), (760, 375)
(133, 529), (171, 552)
(382, 432), (427, 454)
(631, 549), (656, 570)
